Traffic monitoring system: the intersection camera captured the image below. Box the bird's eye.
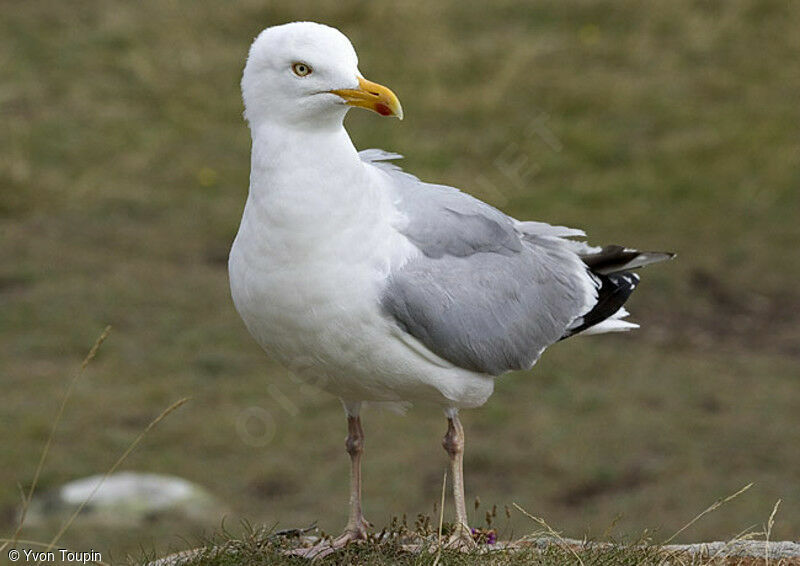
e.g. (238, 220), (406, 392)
(292, 62), (312, 77)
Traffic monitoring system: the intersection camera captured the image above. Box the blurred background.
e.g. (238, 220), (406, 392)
(2, 0), (798, 561)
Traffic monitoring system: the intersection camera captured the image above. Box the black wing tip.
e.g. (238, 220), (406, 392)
(561, 270), (639, 340)
(581, 246), (676, 275)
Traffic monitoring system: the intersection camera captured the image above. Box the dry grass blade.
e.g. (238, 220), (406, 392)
(513, 502), (585, 566)
(708, 524), (760, 561)
(37, 397), (190, 564)
(432, 471), (447, 566)
(1, 326), (111, 554)
(765, 499), (781, 566)
(663, 483), (753, 545)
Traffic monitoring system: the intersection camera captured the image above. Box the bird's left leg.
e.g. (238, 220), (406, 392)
(442, 409), (477, 550)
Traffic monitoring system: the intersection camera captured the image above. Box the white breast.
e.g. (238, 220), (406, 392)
(228, 127), (494, 408)
(230, 162), (409, 396)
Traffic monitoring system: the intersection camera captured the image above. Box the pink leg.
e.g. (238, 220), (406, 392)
(289, 406), (370, 558)
(341, 413), (370, 538)
(442, 411), (476, 549)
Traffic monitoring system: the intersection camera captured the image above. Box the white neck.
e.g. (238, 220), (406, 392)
(239, 120), (377, 259)
(249, 120), (361, 194)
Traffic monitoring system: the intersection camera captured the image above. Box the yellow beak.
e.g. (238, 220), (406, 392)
(330, 76), (403, 120)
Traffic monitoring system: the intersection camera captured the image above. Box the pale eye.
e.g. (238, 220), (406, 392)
(292, 62), (312, 77)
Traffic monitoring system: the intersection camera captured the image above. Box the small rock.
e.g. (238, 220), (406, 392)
(26, 472), (222, 527)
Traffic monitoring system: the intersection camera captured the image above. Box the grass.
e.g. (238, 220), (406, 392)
(138, 491), (796, 564)
(2, 0), (799, 562)
(137, 505), (797, 566)
(147, 528), (669, 566)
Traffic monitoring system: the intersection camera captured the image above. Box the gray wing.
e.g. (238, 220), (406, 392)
(361, 150), (598, 375)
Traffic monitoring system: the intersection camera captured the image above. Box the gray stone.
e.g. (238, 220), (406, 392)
(26, 472), (222, 527)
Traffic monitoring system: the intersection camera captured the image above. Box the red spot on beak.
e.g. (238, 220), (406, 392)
(375, 102), (392, 116)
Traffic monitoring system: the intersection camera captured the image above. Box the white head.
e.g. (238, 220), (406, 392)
(241, 22), (403, 130)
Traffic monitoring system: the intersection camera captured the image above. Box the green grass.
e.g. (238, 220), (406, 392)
(2, 0), (799, 562)
(147, 527), (668, 566)
(134, 518), (796, 566)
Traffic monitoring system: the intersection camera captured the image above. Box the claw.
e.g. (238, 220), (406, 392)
(445, 523), (478, 552)
(285, 518), (370, 560)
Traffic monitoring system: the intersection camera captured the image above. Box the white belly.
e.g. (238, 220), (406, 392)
(228, 196), (494, 408)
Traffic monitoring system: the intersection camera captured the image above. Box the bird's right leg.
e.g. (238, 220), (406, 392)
(338, 408), (370, 540)
(289, 401), (370, 559)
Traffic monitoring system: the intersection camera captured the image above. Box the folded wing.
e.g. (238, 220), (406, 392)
(363, 150), (672, 376)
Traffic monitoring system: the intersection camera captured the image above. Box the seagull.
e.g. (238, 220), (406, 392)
(228, 21), (673, 554)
